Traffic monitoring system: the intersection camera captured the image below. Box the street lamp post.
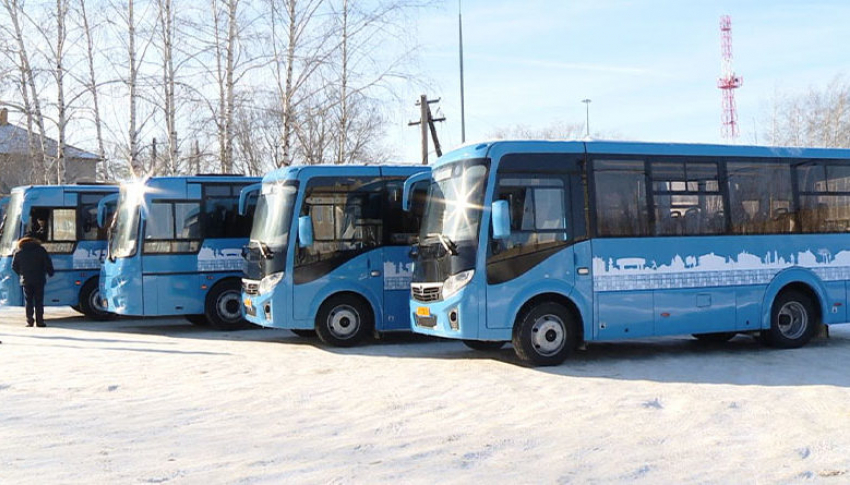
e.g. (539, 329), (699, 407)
(582, 98), (591, 137)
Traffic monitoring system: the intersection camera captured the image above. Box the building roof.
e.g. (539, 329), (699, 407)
(0, 121), (100, 160)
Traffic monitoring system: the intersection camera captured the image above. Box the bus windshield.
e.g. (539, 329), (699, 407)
(109, 190), (141, 259)
(0, 193), (23, 256)
(250, 183), (298, 251)
(420, 159), (489, 249)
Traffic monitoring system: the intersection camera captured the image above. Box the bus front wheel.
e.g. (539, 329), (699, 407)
(512, 302), (577, 366)
(204, 281), (249, 331)
(315, 294), (373, 347)
(762, 290), (818, 349)
(79, 279), (112, 321)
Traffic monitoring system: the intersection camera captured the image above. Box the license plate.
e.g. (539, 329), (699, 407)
(416, 306), (430, 317)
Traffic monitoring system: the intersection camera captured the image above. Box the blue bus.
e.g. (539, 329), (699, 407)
(405, 140), (850, 365)
(100, 175), (260, 329)
(240, 164), (428, 346)
(0, 184), (118, 318)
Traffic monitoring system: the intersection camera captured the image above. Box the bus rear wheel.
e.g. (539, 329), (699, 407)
(204, 281), (249, 331)
(762, 290), (818, 349)
(512, 302), (577, 366)
(79, 279), (112, 321)
(315, 294), (373, 347)
(463, 340), (506, 351)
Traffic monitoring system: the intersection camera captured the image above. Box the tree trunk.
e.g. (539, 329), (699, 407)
(3, 0), (49, 183)
(79, 0), (108, 181)
(336, 0), (348, 165)
(159, 0), (178, 174)
(128, 0), (142, 176)
(54, 0), (68, 184)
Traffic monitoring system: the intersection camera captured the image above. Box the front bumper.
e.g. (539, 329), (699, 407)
(409, 288), (481, 340)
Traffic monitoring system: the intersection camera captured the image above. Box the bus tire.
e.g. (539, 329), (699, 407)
(762, 290), (818, 349)
(79, 279), (112, 321)
(692, 332), (737, 343)
(291, 329), (316, 338)
(315, 294), (373, 347)
(512, 302), (576, 366)
(204, 280), (249, 331)
(463, 340), (506, 351)
(185, 314), (208, 326)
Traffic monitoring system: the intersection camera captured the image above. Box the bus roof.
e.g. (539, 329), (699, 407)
(433, 140), (850, 167)
(261, 164), (428, 184)
(10, 184), (118, 195)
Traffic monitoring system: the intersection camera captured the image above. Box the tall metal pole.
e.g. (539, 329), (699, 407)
(458, 0), (466, 143)
(582, 98), (591, 137)
(420, 94), (429, 165)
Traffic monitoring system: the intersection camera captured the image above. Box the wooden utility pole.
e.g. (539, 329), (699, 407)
(408, 94), (446, 165)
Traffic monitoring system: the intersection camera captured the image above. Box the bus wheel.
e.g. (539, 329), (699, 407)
(79, 279), (112, 321)
(463, 340), (506, 351)
(290, 329), (316, 338)
(762, 290), (818, 349)
(512, 302), (576, 366)
(315, 294), (373, 347)
(205, 281), (248, 331)
(185, 314), (208, 326)
(692, 332), (737, 343)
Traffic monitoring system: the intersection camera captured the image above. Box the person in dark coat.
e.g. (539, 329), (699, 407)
(11, 237), (54, 327)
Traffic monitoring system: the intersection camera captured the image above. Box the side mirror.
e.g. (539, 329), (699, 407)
(492, 200), (511, 240)
(298, 215), (314, 248)
(238, 183), (262, 216)
(402, 171), (430, 212)
(97, 193), (119, 228)
(408, 242), (419, 259)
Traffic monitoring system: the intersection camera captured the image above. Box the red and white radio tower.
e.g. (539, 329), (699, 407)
(718, 15), (743, 140)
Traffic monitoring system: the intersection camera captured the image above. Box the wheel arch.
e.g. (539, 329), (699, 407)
(512, 292), (586, 342)
(761, 269), (826, 330)
(314, 289), (379, 330)
(207, 275), (243, 297)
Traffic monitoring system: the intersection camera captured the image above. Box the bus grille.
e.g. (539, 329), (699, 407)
(411, 283), (442, 302)
(242, 279), (260, 296)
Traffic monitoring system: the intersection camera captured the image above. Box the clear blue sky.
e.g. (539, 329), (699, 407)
(386, 0), (850, 162)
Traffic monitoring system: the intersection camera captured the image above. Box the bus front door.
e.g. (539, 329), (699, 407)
(380, 245), (414, 331)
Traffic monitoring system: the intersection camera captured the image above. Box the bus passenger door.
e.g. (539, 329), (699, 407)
(380, 179), (424, 331)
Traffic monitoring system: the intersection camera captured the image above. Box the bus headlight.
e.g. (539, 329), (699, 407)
(259, 272), (284, 294)
(442, 270), (474, 299)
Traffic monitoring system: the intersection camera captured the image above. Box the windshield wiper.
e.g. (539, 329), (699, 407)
(250, 239), (274, 259)
(427, 233), (458, 256)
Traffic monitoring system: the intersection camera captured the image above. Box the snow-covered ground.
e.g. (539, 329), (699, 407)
(1, 307), (849, 484)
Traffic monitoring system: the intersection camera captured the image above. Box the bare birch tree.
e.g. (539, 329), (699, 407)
(1, 0), (49, 182)
(156, 0), (178, 174)
(76, 0), (109, 180)
(209, 0), (241, 173)
(47, 0), (70, 183)
(268, 0), (330, 167)
(762, 77), (850, 148)
(328, 0), (427, 165)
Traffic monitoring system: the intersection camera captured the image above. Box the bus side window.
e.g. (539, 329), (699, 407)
(490, 175), (568, 256)
(593, 160), (650, 237)
(296, 177), (383, 267)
